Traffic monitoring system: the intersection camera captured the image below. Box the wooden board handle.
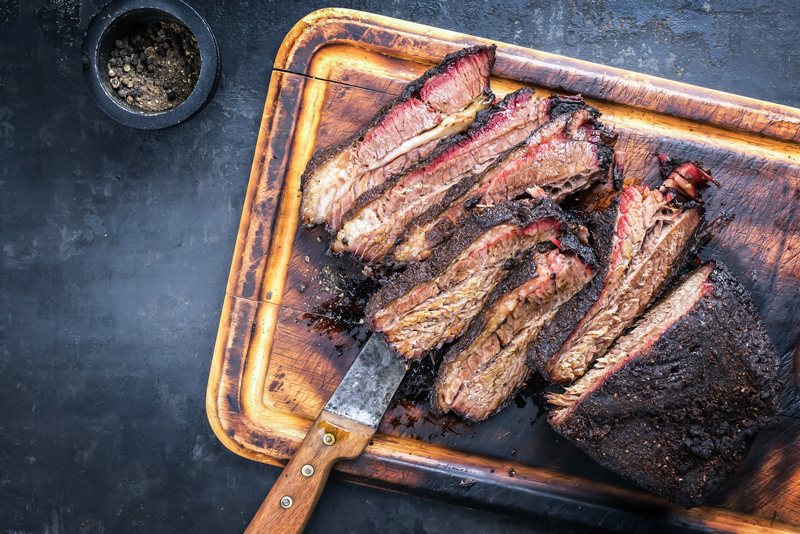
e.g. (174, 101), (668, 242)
(244, 410), (373, 534)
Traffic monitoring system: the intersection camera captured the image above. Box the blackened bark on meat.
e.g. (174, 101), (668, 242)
(526, 202), (618, 374)
(549, 263), (780, 508)
(388, 102), (614, 266)
(597, 143), (614, 172)
(337, 88), (539, 229)
(548, 94), (592, 119)
(366, 198), (569, 318)
(300, 45), (495, 230)
(611, 152), (626, 190)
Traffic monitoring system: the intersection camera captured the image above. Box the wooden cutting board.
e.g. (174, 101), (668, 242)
(207, 8), (800, 532)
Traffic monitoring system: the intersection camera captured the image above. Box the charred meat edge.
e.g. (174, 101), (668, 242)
(331, 87), (551, 263)
(548, 262), (780, 508)
(366, 199), (570, 360)
(526, 202), (617, 375)
(433, 246), (596, 422)
(658, 154), (717, 202)
(539, 185), (705, 383)
(548, 262), (717, 424)
(300, 45), (496, 231)
(390, 102), (613, 265)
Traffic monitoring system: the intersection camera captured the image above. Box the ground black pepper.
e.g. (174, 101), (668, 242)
(105, 20), (200, 112)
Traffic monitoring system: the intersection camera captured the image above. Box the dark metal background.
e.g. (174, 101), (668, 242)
(2, 1), (799, 532)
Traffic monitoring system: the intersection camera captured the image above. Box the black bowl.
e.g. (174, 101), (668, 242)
(82, 0), (220, 129)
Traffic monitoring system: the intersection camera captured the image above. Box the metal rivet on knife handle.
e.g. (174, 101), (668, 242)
(280, 496), (293, 509)
(301, 464), (315, 477)
(322, 433), (335, 446)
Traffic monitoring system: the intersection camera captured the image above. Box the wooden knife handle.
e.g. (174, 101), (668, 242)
(244, 410), (373, 534)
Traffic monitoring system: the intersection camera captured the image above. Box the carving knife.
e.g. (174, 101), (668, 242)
(244, 333), (407, 534)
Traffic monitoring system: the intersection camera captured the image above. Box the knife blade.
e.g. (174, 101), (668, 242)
(244, 334), (407, 534)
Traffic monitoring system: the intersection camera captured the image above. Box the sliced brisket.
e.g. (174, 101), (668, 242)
(391, 103), (613, 265)
(366, 199), (570, 360)
(547, 262), (780, 508)
(433, 246), (595, 422)
(331, 88), (553, 263)
(300, 45), (496, 231)
(529, 181), (706, 383)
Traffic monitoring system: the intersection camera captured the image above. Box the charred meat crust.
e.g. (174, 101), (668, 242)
(299, 45), (496, 221)
(335, 86), (531, 230)
(525, 202), (618, 374)
(388, 99), (612, 267)
(549, 94), (592, 119)
(597, 143), (614, 174)
(658, 154), (717, 203)
(429, 251), (542, 421)
(611, 152), (626, 190)
(365, 198), (568, 321)
(550, 263), (780, 508)
(528, 187), (706, 381)
(430, 242), (593, 422)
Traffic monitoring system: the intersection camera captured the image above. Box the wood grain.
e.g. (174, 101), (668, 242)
(207, 8), (800, 532)
(244, 411), (373, 534)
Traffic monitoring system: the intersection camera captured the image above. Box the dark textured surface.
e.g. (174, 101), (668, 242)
(2, 1), (800, 533)
(366, 198), (566, 322)
(527, 199), (618, 374)
(551, 263), (781, 508)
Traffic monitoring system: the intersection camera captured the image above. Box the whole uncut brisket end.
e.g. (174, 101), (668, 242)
(331, 87), (552, 263)
(300, 45), (496, 231)
(365, 198), (569, 361)
(433, 246), (596, 422)
(391, 98), (613, 266)
(532, 183), (706, 383)
(547, 262), (780, 508)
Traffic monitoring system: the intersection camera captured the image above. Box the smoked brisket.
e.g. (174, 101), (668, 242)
(547, 262), (781, 508)
(366, 198), (571, 360)
(300, 45), (496, 231)
(391, 101), (613, 265)
(528, 180), (706, 383)
(433, 245), (595, 422)
(331, 88), (553, 263)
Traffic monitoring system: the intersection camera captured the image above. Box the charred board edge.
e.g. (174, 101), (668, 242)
(276, 8), (800, 143)
(208, 298), (800, 534)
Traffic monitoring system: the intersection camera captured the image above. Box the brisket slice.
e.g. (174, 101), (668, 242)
(331, 88), (552, 263)
(432, 246), (595, 422)
(658, 154), (717, 202)
(547, 262), (781, 508)
(300, 45), (496, 231)
(366, 198), (569, 360)
(391, 102), (613, 265)
(529, 183), (705, 383)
